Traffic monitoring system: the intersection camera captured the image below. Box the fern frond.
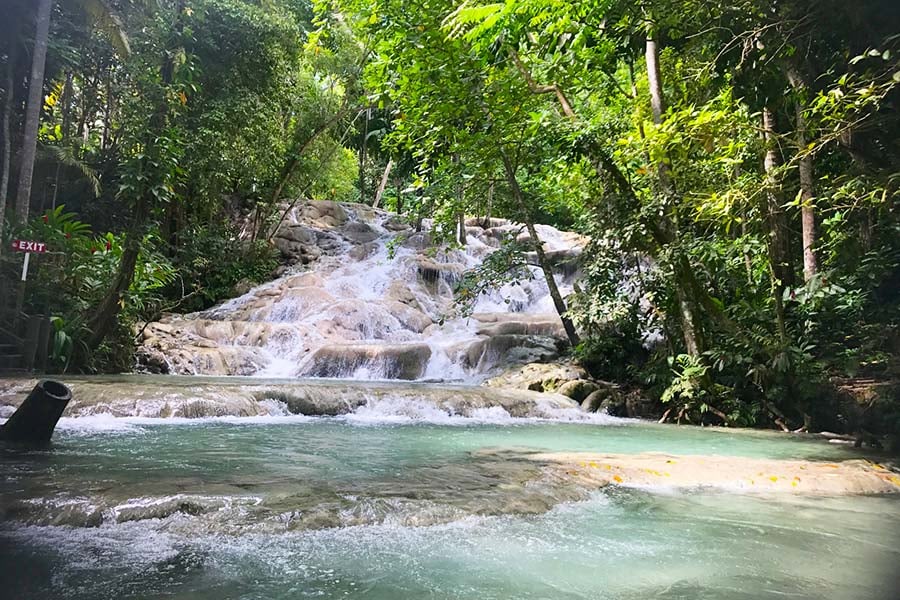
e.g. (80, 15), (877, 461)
(443, 2), (505, 40)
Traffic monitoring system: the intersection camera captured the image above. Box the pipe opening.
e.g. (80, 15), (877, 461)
(39, 380), (72, 401)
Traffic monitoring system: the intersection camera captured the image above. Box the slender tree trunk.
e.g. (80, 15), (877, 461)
(500, 150), (579, 347)
(645, 36), (664, 122)
(14, 0), (52, 224)
(510, 49), (715, 351)
(372, 158), (393, 208)
(761, 107), (794, 341)
(452, 153), (466, 245)
(485, 180), (493, 226)
(0, 42), (16, 229)
(269, 107), (354, 206)
(645, 29), (703, 356)
(645, 32), (675, 195)
(786, 65), (817, 281)
(761, 108), (795, 290)
(798, 142), (816, 282)
(103, 65), (113, 150)
(358, 108), (369, 204)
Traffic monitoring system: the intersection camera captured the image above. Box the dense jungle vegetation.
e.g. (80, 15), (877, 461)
(1, 0), (898, 434)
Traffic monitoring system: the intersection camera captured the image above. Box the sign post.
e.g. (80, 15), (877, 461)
(11, 240), (47, 325)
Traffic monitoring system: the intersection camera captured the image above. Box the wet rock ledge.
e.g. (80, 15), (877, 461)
(0, 376), (581, 419)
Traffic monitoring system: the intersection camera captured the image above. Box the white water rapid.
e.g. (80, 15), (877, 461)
(137, 201), (585, 381)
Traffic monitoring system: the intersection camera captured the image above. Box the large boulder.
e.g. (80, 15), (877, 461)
(465, 335), (559, 372)
(302, 343), (432, 380)
(473, 314), (566, 338)
(385, 281), (426, 314)
(483, 361), (589, 392)
(298, 200), (348, 228)
(385, 301), (433, 333)
(341, 221), (379, 243)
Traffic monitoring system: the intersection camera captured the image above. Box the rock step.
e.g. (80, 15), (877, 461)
(301, 343), (433, 380)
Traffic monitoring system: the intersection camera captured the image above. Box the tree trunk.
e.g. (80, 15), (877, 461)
(269, 104), (357, 207)
(14, 0), (52, 224)
(103, 65), (113, 150)
(358, 107), (369, 204)
(372, 158), (393, 208)
(486, 180), (493, 226)
(86, 0), (185, 350)
(0, 41), (16, 230)
(645, 31), (674, 196)
(786, 65), (817, 281)
(645, 34), (665, 122)
(500, 150), (580, 347)
(645, 29), (702, 355)
(761, 107), (794, 341)
(761, 108), (795, 291)
(453, 153), (466, 245)
(510, 48), (710, 352)
(798, 155), (816, 282)
(86, 197), (148, 349)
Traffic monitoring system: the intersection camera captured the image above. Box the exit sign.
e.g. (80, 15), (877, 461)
(11, 240), (47, 253)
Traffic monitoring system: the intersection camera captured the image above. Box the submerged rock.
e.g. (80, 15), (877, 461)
(527, 451), (900, 496)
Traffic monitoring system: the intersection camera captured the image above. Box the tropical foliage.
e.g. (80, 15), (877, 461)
(1, 0), (897, 436)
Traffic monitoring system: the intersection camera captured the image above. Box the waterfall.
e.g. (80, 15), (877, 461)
(136, 201), (585, 381)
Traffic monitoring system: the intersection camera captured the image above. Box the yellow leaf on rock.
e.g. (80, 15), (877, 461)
(769, 476), (778, 482)
(613, 475), (623, 483)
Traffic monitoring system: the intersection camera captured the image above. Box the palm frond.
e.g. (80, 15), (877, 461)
(78, 0), (131, 58)
(43, 145), (102, 197)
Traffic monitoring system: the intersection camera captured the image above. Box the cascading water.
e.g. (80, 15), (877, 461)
(137, 201), (585, 382)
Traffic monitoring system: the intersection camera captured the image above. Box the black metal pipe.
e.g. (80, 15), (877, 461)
(0, 380), (71, 443)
